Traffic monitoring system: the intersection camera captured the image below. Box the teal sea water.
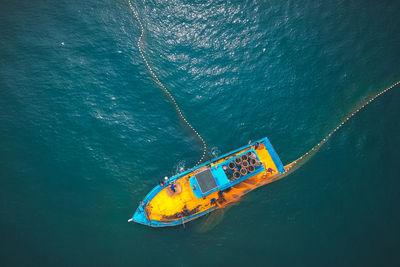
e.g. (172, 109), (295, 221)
(1, 0), (400, 266)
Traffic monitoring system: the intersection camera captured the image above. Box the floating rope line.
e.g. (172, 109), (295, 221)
(127, 0), (207, 167)
(285, 80), (400, 173)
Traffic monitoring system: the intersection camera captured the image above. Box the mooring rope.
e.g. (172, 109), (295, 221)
(285, 80), (400, 172)
(127, 0), (207, 167)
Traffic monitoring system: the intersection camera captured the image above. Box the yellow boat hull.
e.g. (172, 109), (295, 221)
(130, 137), (286, 227)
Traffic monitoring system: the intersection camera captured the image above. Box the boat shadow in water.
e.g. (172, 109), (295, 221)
(195, 202), (240, 233)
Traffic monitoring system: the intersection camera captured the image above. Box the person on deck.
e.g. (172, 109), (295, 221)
(210, 198), (217, 205)
(222, 165), (233, 180)
(170, 182), (176, 192)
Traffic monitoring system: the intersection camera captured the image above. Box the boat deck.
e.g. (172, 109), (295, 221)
(146, 142), (280, 222)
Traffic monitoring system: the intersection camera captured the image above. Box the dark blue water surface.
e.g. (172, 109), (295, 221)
(1, 0), (399, 266)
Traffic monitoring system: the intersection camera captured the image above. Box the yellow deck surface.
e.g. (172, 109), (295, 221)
(147, 143), (279, 221)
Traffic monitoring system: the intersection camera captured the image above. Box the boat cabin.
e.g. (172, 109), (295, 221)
(189, 148), (265, 198)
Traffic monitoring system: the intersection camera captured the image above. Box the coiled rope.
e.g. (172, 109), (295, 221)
(127, 0), (207, 167)
(285, 80), (400, 172)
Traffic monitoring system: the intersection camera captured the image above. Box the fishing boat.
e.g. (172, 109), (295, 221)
(129, 137), (286, 227)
